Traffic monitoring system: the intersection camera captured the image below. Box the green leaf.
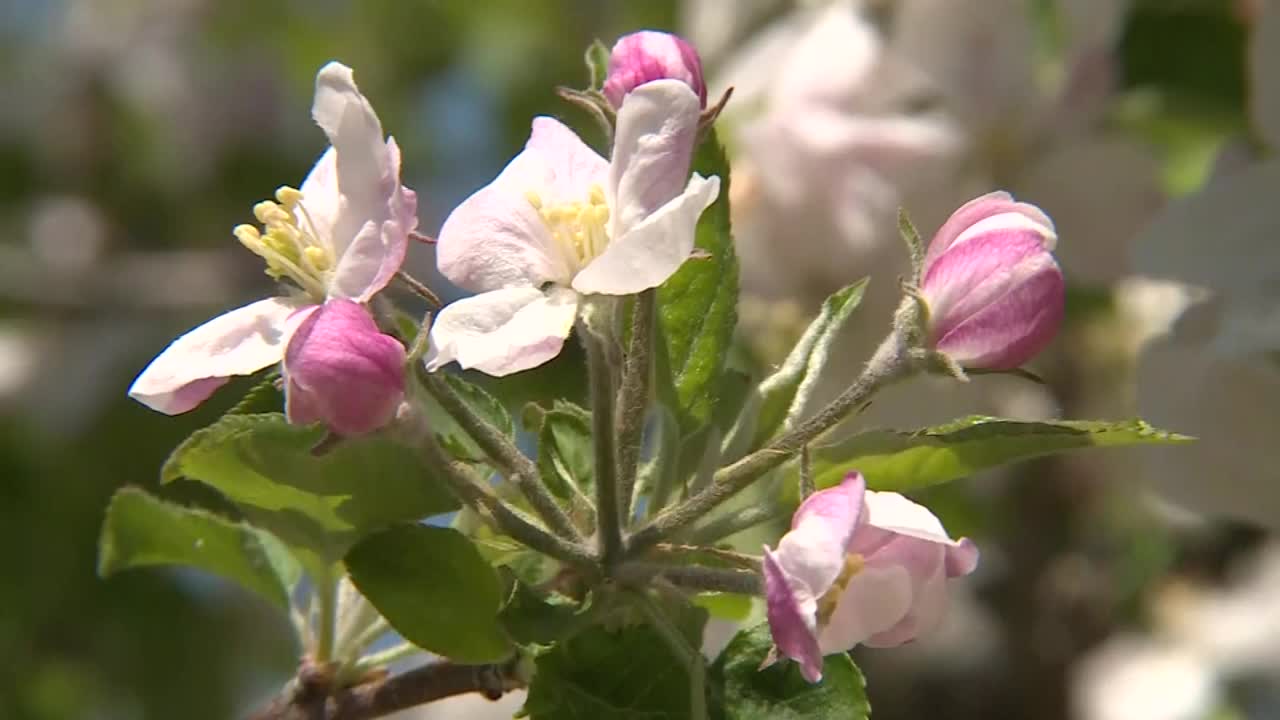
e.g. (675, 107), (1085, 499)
(345, 524), (512, 663)
(225, 371), (283, 416)
(710, 624), (869, 720)
(585, 39), (611, 91)
(524, 605), (708, 720)
(500, 582), (589, 646)
(162, 413), (459, 562)
(98, 488), (298, 611)
(752, 280), (867, 447)
(812, 416), (1193, 494)
(537, 401), (594, 499)
(657, 130), (738, 434)
(691, 592), (753, 622)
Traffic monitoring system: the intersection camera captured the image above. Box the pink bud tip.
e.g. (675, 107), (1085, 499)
(602, 30), (707, 109)
(283, 298), (407, 437)
(920, 192), (1065, 370)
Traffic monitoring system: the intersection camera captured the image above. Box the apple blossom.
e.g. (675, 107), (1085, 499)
(920, 191), (1064, 370)
(763, 473), (978, 683)
(128, 61), (417, 415)
(425, 79), (719, 376)
(282, 299), (406, 437)
(603, 31), (707, 109)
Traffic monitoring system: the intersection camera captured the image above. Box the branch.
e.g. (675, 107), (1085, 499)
(247, 658), (524, 720)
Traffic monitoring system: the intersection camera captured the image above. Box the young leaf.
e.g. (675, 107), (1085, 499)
(162, 413), (459, 562)
(657, 130), (739, 434)
(812, 416), (1193, 493)
(98, 488), (298, 611)
(499, 582), (588, 646)
(536, 401), (594, 499)
(585, 39), (611, 91)
(710, 623), (869, 720)
(345, 524), (512, 664)
(751, 279), (868, 447)
(524, 605), (708, 720)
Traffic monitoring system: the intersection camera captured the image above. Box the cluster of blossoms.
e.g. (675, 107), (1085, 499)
(127, 30), (1064, 682)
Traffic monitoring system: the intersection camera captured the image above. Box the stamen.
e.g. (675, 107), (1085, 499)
(275, 186), (303, 208)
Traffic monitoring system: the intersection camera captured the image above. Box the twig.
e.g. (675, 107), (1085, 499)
(247, 657), (524, 720)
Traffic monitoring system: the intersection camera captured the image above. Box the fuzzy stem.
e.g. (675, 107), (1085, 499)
(394, 270), (443, 309)
(583, 326), (624, 567)
(616, 290), (655, 527)
(647, 543), (763, 571)
(626, 332), (909, 556)
(621, 562), (763, 595)
(419, 369), (582, 544)
(681, 504), (788, 546)
(417, 429), (597, 570)
(313, 567), (338, 663)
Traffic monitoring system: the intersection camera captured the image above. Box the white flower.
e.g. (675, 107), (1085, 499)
(128, 62), (416, 414)
(425, 79), (719, 376)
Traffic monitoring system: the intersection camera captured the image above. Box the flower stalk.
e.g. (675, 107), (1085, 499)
(616, 289), (656, 526)
(583, 320), (625, 567)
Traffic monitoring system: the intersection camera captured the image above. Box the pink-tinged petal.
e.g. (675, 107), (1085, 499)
(861, 490), (958, 545)
(312, 62), (395, 252)
(946, 537), (981, 578)
(924, 191), (1056, 270)
(769, 1), (881, 108)
(863, 555), (947, 648)
(933, 254), (1064, 369)
(425, 286), (578, 376)
(283, 299), (405, 436)
(817, 562), (913, 654)
(603, 31), (707, 109)
(769, 473), (866, 606)
(1252, 0), (1280, 148)
(763, 546), (824, 683)
(923, 232), (1051, 331)
(328, 199), (412, 303)
(525, 117), (611, 206)
(608, 80), (702, 235)
(436, 174), (569, 293)
(572, 174), (718, 295)
(129, 297), (311, 414)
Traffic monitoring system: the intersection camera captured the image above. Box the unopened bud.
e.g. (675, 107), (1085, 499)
(602, 31), (707, 109)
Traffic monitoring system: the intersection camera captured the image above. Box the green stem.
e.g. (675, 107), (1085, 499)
(313, 566), (339, 663)
(352, 642), (426, 675)
(616, 290), (655, 526)
(419, 368), (583, 544)
(632, 592), (708, 720)
(583, 325), (624, 568)
(681, 504), (788, 546)
(621, 562), (763, 595)
(627, 333), (909, 556)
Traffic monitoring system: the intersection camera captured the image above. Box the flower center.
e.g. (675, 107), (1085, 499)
(234, 186), (334, 300)
(525, 184), (611, 276)
(816, 553), (865, 626)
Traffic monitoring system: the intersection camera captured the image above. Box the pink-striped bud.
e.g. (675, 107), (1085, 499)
(920, 191), (1064, 370)
(602, 31), (707, 109)
(283, 299), (406, 437)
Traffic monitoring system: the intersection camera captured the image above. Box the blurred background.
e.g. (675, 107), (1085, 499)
(2, 0), (1278, 718)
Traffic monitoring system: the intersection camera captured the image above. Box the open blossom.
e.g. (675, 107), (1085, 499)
(603, 31), (707, 109)
(763, 473), (978, 683)
(426, 79), (719, 376)
(128, 62), (417, 415)
(283, 299), (405, 437)
(920, 191), (1064, 370)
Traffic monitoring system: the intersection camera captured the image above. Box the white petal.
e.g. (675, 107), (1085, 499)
(299, 146), (339, 243)
(525, 117), (610, 206)
(425, 286), (579, 376)
(328, 216), (409, 303)
(312, 62), (393, 254)
(129, 297), (311, 414)
(1252, 0), (1280, 148)
(609, 80), (702, 234)
(817, 563), (913, 654)
(771, 1), (881, 108)
(572, 174), (719, 296)
(862, 491), (961, 546)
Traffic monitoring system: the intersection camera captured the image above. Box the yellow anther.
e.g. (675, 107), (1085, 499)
(254, 200), (290, 225)
(303, 246), (331, 271)
(524, 191), (543, 210)
(588, 184), (605, 206)
(233, 224), (261, 245)
(275, 186), (303, 208)
(593, 205), (610, 224)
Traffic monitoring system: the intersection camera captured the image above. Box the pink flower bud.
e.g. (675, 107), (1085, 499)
(602, 31), (707, 109)
(920, 191), (1065, 370)
(283, 299), (406, 437)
